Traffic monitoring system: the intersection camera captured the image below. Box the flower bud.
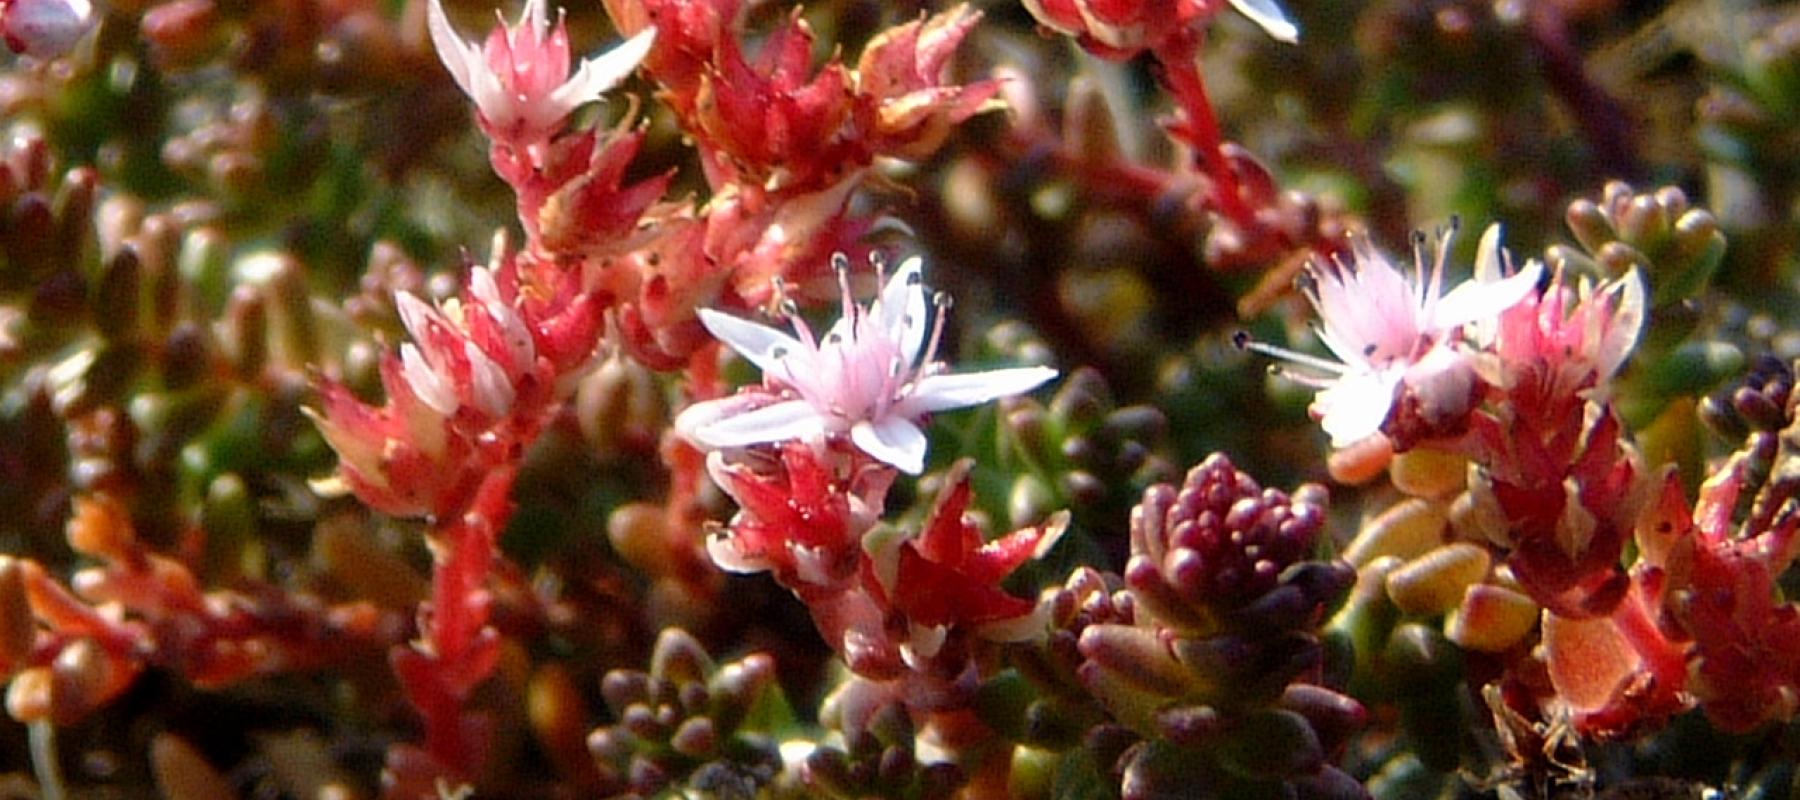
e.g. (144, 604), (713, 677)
(669, 717), (717, 758)
(1564, 198), (1612, 254)
(649, 628), (714, 688)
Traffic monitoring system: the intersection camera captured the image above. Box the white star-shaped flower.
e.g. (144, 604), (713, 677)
(677, 256), (1058, 474)
(427, 0), (654, 145)
(1246, 222), (1543, 447)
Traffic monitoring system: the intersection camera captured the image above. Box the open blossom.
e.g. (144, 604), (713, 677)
(1, 0), (94, 59)
(1245, 223), (1543, 447)
(676, 255), (1058, 474)
(1481, 256), (1646, 405)
(427, 0), (655, 149)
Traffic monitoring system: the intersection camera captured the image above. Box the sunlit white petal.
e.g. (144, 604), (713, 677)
(395, 291), (441, 345)
(426, 0), (480, 97)
(691, 399), (825, 448)
(879, 256), (929, 360)
(465, 341), (515, 417)
(548, 27), (657, 115)
(1596, 268), (1646, 381)
(400, 343), (459, 417)
(901, 367), (1060, 415)
(1228, 0), (1299, 43)
(851, 417), (928, 475)
(1313, 365), (1405, 447)
(1434, 259), (1542, 331)
(699, 308), (806, 377)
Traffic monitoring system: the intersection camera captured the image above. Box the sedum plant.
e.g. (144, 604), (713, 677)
(2, 0), (1800, 798)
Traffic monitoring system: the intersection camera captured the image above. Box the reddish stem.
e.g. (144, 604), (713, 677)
(1152, 34), (1254, 228)
(403, 466), (517, 777)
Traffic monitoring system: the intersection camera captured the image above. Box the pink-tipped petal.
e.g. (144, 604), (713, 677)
(1597, 269), (1646, 381)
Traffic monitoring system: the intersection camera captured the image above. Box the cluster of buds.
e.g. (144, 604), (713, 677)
(312, 235), (621, 785)
(586, 629), (785, 796)
(1075, 454), (1366, 798)
(606, 0), (999, 195)
(312, 238), (600, 519)
(804, 677), (972, 799)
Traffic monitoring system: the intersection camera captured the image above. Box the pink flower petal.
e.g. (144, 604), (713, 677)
(851, 416), (928, 474)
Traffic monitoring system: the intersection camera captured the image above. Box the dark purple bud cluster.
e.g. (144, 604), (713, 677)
(1127, 453), (1336, 627)
(1055, 454), (1366, 799)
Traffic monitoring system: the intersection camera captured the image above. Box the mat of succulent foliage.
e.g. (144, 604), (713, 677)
(1, 0), (1799, 797)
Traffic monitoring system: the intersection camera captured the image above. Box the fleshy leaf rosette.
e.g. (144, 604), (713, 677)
(1077, 454), (1366, 799)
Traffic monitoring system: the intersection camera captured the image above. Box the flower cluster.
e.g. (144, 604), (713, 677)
(427, 0), (668, 256)
(678, 257), (1062, 691)
(312, 241), (601, 519)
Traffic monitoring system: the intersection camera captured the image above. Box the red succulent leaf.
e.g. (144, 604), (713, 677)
(880, 461), (1062, 630)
